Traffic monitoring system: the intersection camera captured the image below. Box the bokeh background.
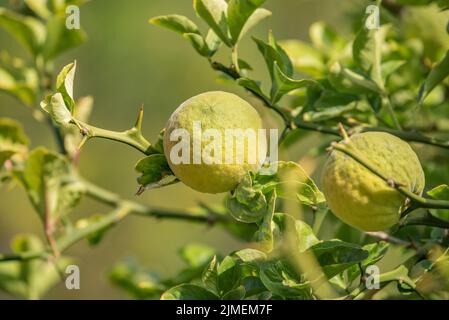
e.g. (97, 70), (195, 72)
(0, 0), (370, 299)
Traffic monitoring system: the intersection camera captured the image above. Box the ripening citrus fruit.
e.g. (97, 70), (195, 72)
(321, 132), (425, 231)
(163, 91), (267, 194)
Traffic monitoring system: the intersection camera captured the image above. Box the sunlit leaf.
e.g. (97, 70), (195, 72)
(329, 62), (381, 95)
(0, 118), (29, 167)
(193, 0), (231, 46)
(419, 50), (449, 104)
(308, 240), (368, 279)
(15, 147), (84, 223)
(0, 8), (45, 55)
(149, 15), (200, 35)
(428, 184), (449, 200)
(40, 93), (72, 125)
(135, 154), (177, 193)
(259, 259), (312, 298)
(227, 0), (270, 44)
(42, 14), (86, 60)
(55, 61), (77, 112)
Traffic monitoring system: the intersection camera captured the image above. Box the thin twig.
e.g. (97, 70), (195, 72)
(365, 231), (412, 247)
(210, 60), (449, 151)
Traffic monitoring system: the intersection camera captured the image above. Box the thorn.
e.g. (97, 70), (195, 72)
(387, 179), (396, 188)
(136, 185), (146, 196)
(76, 135), (89, 151)
(326, 141), (338, 152)
(134, 105), (144, 132)
(338, 123), (350, 142)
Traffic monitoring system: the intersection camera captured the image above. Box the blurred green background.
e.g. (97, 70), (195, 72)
(0, 0), (363, 299)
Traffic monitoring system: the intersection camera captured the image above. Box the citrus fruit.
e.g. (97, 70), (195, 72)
(163, 91), (267, 194)
(321, 132), (425, 231)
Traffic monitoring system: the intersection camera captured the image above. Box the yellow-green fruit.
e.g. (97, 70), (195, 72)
(163, 91), (267, 194)
(321, 132), (425, 231)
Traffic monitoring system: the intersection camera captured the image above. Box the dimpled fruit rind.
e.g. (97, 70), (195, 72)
(164, 91), (267, 194)
(321, 132), (425, 231)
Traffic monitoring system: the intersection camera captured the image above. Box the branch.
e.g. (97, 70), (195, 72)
(0, 179), (231, 263)
(400, 211), (449, 229)
(72, 117), (160, 156)
(210, 61), (291, 127)
(209, 60), (449, 151)
(82, 179), (229, 224)
(365, 231), (413, 247)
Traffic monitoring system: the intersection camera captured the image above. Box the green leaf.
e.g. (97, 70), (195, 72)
(226, 172), (268, 223)
(217, 256), (241, 294)
(205, 29), (222, 55)
(149, 14), (200, 35)
(259, 259), (312, 298)
(381, 60), (406, 81)
(24, 0), (52, 19)
(0, 68), (34, 106)
(161, 284), (219, 300)
(236, 78), (266, 99)
(241, 277), (266, 297)
(202, 256), (219, 294)
(238, 59), (252, 71)
(222, 285), (246, 300)
(353, 24), (388, 87)
(231, 248), (266, 264)
(109, 258), (165, 300)
(309, 21), (345, 55)
(253, 32), (293, 80)
(256, 161), (325, 208)
(227, 0), (269, 44)
(0, 118), (29, 167)
(303, 103), (357, 122)
(55, 61), (77, 112)
(0, 54), (38, 106)
(40, 93), (73, 125)
(75, 214), (112, 246)
(135, 154), (177, 192)
(193, 0), (231, 46)
(24, 0), (89, 19)
(15, 147), (84, 223)
(271, 62), (320, 103)
(179, 244), (216, 268)
(183, 33), (210, 56)
(419, 50), (449, 104)
(240, 8), (271, 42)
(428, 184), (449, 200)
(279, 39), (325, 77)
(329, 62), (381, 95)
(273, 213), (319, 253)
(42, 14), (86, 60)
(308, 240), (369, 279)
(220, 219), (259, 241)
(347, 241), (390, 284)
(0, 8), (45, 55)
(230, 249), (266, 297)
(254, 190), (276, 251)
(361, 242), (389, 268)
